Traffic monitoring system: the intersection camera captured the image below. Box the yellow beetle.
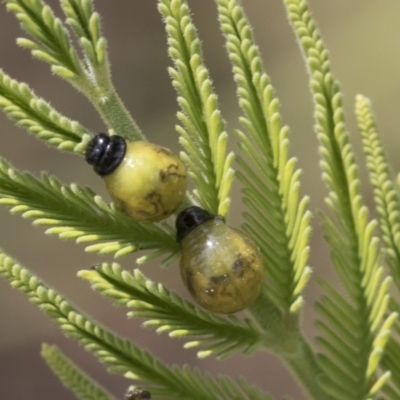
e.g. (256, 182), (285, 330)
(176, 206), (265, 314)
(86, 133), (187, 222)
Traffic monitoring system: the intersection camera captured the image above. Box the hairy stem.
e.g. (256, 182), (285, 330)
(88, 84), (144, 141)
(249, 291), (330, 400)
(281, 336), (330, 400)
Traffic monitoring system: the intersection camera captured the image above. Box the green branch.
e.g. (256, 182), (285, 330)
(42, 344), (118, 400)
(283, 0), (396, 398)
(356, 95), (400, 288)
(0, 68), (88, 153)
(159, 0), (234, 217)
(0, 158), (178, 262)
(249, 290), (330, 400)
(356, 95), (400, 398)
(0, 250), (276, 400)
(79, 263), (265, 360)
(216, 0), (312, 313)
(6, 0), (143, 141)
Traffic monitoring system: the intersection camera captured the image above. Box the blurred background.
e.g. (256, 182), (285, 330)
(0, 1), (399, 399)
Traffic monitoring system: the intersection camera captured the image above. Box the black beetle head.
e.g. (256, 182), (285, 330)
(176, 206), (218, 242)
(85, 133), (127, 176)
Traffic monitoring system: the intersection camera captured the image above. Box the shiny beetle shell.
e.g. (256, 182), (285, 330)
(176, 206), (265, 314)
(86, 133), (187, 222)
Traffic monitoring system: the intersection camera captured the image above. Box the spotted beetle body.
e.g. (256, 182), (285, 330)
(86, 133), (187, 222)
(176, 206), (265, 314)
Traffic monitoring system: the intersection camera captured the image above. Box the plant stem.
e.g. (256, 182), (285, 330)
(249, 291), (332, 400)
(89, 84), (144, 141)
(281, 335), (331, 400)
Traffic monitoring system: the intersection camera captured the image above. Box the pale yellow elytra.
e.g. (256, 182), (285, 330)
(176, 206), (265, 314)
(86, 133), (187, 222)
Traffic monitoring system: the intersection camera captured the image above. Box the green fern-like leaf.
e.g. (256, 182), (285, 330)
(356, 95), (400, 287)
(158, 0), (234, 217)
(0, 250), (276, 400)
(284, 0), (397, 398)
(60, 0), (109, 75)
(216, 0), (312, 314)
(380, 300), (400, 398)
(6, 0), (142, 141)
(6, 0), (85, 81)
(2, 0), (399, 399)
(214, 2), (327, 399)
(41, 344), (117, 400)
(79, 263), (264, 360)
(0, 157), (178, 262)
(58, 0), (143, 140)
(356, 95), (400, 398)
(0, 68), (88, 153)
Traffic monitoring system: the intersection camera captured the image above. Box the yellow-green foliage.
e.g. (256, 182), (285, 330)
(0, 0), (399, 399)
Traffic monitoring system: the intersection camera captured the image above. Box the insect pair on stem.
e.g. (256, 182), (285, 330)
(86, 133), (265, 314)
